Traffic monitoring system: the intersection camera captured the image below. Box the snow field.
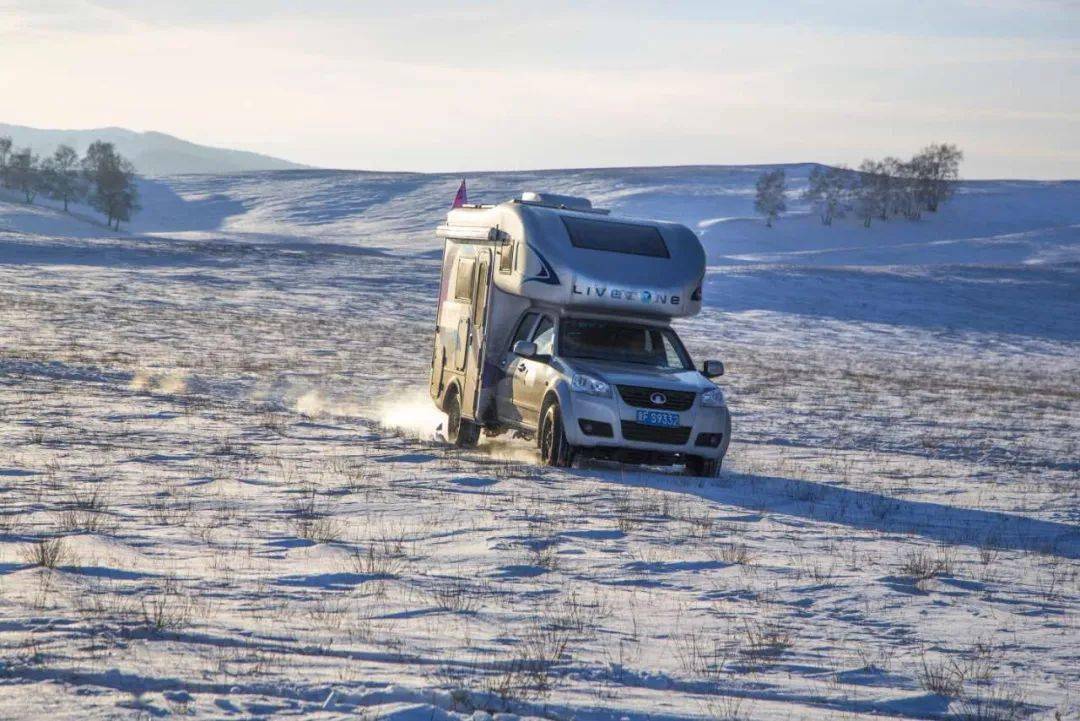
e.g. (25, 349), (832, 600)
(0, 168), (1077, 720)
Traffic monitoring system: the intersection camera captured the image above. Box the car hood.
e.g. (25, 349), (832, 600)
(561, 358), (712, 391)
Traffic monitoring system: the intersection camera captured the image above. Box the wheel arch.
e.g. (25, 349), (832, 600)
(440, 378), (463, 413)
(537, 385), (575, 467)
(539, 384), (570, 423)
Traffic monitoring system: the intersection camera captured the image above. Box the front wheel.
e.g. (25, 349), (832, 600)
(684, 455), (722, 478)
(445, 388), (480, 447)
(539, 402), (574, 468)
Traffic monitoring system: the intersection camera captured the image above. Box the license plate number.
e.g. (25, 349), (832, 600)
(635, 410), (680, 427)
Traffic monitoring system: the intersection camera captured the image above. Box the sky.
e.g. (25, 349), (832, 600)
(1, 1), (1077, 178)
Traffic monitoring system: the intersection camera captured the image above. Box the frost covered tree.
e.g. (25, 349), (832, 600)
(754, 169), (786, 227)
(8, 148), (45, 203)
(42, 145), (85, 212)
(0, 136), (11, 187)
(82, 141), (140, 230)
(803, 165), (849, 225)
(912, 143), (963, 212)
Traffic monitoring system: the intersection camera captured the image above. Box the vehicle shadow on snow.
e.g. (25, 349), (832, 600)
(574, 463), (1080, 559)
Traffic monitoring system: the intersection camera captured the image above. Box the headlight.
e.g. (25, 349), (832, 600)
(571, 373), (612, 397)
(700, 386), (725, 407)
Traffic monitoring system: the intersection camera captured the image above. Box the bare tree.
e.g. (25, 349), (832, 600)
(754, 169), (786, 227)
(831, 142), (962, 229)
(854, 161), (883, 228)
(105, 157), (140, 230)
(8, 148), (45, 204)
(0, 136), (11, 188)
(893, 159), (921, 220)
(82, 140), (115, 179)
(879, 157), (907, 219)
(42, 145), (85, 212)
(82, 141), (141, 230)
(912, 143), (963, 212)
(803, 165), (850, 225)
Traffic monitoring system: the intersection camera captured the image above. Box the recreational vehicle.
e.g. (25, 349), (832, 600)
(429, 192), (731, 476)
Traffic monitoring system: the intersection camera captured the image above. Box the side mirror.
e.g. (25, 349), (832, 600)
(702, 360), (724, 378)
(513, 340), (537, 358)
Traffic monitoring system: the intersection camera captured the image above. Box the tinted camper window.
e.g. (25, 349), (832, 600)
(562, 216), (669, 258)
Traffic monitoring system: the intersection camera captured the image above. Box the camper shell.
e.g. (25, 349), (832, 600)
(430, 192), (730, 474)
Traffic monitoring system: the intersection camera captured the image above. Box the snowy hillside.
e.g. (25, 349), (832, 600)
(0, 166), (1077, 720)
(0, 123), (308, 176)
(127, 165), (1080, 342)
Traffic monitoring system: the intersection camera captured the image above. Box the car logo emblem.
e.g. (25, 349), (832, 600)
(650, 392), (667, 405)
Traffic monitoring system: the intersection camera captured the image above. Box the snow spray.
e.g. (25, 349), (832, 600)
(373, 387), (447, 440)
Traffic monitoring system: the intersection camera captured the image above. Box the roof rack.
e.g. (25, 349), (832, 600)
(511, 198), (610, 215)
(436, 224), (507, 243)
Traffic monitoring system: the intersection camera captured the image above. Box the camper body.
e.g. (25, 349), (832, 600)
(429, 192), (730, 475)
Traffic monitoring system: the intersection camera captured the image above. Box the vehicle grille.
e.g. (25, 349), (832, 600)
(620, 421), (692, 445)
(616, 385), (696, 411)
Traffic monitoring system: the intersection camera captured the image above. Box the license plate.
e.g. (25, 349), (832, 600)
(635, 410), (680, 427)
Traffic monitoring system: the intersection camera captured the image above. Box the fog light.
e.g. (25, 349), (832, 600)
(579, 419), (613, 437)
(695, 432), (722, 448)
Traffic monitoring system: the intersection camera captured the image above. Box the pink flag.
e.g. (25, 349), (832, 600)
(451, 179), (467, 208)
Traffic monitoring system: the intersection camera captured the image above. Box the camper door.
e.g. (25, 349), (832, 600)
(460, 249), (493, 420)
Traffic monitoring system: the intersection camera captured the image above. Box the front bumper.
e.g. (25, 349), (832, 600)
(562, 391), (731, 461)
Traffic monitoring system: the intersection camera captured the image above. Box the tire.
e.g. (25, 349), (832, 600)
(445, 387), (480, 447)
(684, 455), (722, 478)
(538, 402), (574, 468)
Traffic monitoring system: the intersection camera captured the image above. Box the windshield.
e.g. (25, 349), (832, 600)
(559, 318), (692, 370)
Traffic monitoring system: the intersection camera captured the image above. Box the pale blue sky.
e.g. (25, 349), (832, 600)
(2, 1), (1077, 177)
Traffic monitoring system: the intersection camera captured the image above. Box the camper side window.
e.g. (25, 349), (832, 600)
(454, 258), (475, 300)
(498, 241), (515, 273)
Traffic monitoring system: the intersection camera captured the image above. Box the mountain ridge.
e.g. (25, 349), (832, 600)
(0, 123), (310, 176)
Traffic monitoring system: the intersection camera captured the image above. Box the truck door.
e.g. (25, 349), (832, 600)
(514, 314), (555, 428)
(461, 251), (492, 420)
(496, 312), (538, 424)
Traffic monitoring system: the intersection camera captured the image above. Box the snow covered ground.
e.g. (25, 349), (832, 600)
(0, 166), (1077, 720)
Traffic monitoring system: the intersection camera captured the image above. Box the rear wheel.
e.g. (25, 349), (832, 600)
(445, 387), (480, 447)
(684, 455), (722, 478)
(539, 402), (574, 467)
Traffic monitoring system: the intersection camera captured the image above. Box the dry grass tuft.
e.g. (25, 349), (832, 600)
(22, 538), (71, 569)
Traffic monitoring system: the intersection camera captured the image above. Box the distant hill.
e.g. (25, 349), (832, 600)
(0, 123), (310, 176)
